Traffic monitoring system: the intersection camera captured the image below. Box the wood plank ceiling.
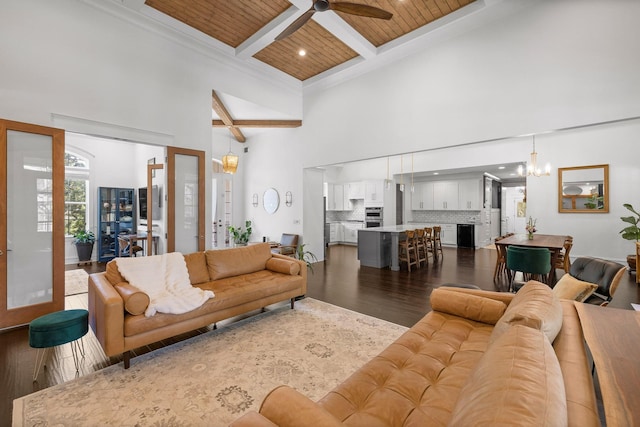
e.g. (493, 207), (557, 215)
(145, 0), (476, 81)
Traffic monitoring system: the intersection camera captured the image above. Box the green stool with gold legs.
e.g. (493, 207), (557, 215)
(29, 309), (89, 380)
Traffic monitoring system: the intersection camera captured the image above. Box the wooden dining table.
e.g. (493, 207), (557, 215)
(495, 233), (569, 285)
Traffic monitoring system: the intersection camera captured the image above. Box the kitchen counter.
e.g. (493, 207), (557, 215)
(359, 223), (477, 270)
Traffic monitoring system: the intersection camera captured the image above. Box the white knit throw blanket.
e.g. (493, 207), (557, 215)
(115, 252), (214, 317)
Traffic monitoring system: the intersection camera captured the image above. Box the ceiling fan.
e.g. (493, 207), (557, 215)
(275, 0), (393, 41)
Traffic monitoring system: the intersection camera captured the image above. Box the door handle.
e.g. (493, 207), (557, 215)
(0, 249), (3, 256)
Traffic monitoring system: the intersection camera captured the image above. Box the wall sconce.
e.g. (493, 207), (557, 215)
(252, 193), (258, 207)
(285, 191), (292, 207)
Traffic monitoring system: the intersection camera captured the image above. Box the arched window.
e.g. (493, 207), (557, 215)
(64, 151), (90, 236)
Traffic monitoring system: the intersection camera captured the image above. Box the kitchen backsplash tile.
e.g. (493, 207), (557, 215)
(326, 200), (365, 222)
(412, 210), (481, 224)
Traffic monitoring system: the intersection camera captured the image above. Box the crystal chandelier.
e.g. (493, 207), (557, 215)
(518, 135), (550, 177)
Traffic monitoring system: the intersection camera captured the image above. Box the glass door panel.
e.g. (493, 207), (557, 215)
(174, 154), (199, 253)
(1, 120), (64, 329)
(7, 131), (53, 309)
(167, 147), (205, 253)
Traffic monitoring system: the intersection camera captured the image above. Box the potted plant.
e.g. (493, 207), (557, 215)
(296, 244), (318, 273)
(228, 221), (252, 246)
(73, 229), (96, 265)
(619, 203), (640, 271)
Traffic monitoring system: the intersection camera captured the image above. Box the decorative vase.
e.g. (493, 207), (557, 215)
(528, 233), (534, 240)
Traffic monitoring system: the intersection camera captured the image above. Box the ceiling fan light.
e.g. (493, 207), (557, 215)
(222, 152), (239, 174)
(314, 0), (330, 11)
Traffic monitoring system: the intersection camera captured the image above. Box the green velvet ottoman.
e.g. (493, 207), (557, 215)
(29, 309), (89, 380)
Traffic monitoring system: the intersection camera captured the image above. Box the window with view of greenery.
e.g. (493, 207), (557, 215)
(65, 152), (89, 236)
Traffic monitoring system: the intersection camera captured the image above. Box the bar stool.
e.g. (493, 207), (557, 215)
(399, 230), (418, 272)
(29, 309), (89, 380)
(415, 228), (428, 267)
(424, 227), (434, 260)
(432, 226), (443, 260)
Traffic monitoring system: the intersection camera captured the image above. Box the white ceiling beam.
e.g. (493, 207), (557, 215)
(236, 5), (302, 59)
(312, 11), (377, 59)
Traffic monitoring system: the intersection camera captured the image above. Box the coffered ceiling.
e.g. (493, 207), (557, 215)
(139, 0), (477, 83)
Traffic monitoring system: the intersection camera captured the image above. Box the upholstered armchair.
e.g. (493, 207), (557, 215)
(272, 233), (299, 257)
(569, 257), (626, 306)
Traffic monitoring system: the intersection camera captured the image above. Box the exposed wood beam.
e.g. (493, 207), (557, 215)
(212, 119), (302, 128)
(212, 90), (246, 142)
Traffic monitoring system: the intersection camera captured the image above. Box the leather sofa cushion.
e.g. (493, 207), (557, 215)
(449, 324), (567, 426)
(114, 282), (150, 315)
(491, 280), (563, 344)
(318, 310), (494, 426)
(553, 273), (598, 302)
(260, 386), (342, 427)
(206, 243), (272, 280)
(266, 257), (301, 276)
(431, 288), (507, 325)
(105, 259), (125, 285)
(124, 271), (303, 337)
(184, 251), (210, 284)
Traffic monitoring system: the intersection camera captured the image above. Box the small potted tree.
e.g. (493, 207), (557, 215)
(228, 221), (252, 246)
(619, 203), (640, 271)
(73, 229), (96, 265)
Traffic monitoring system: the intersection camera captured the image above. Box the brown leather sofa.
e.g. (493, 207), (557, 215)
(88, 243), (306, 368)
(231, 281), (600, 426)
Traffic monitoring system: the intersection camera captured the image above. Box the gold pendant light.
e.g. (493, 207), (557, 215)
(222, 136), (238, 174)
(518, 135), (550, 177)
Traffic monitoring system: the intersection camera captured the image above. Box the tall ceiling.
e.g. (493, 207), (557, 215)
(135, 0), (478, 83)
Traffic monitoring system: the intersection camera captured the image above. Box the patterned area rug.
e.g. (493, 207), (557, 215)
(13, 298), (408, 426)
(64, 269), (89, 296)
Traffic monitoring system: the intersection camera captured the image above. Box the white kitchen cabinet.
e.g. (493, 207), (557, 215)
(440, 224), (457, 245)
(327, 184), (351, 211)
(329, 223), (343, 243)
(458, 179), (482, 210)
(347, 181), (364, 200)
(342, 222), (364, 244)
(410, 182), (434, 210)
(343, 186), (353, 210)
(433, 181), (459, 210)
(364, 180), (384, 207)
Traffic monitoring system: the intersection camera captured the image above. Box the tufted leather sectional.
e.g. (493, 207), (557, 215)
(232, 281), (601, 426)
(88, 243), (306, 369)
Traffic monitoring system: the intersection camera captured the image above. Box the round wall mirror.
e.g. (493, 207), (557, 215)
(263, 188), (279, 214)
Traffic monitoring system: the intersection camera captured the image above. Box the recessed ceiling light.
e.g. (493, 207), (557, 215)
(298, 49), (306, 56)
(433, 172), (439, 175)
(498, 166), (505, 170)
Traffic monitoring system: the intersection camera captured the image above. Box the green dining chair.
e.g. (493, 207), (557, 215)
(506, 246), (551, 292)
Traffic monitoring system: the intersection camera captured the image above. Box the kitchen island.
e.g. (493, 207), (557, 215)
(358, 222), (480, 270)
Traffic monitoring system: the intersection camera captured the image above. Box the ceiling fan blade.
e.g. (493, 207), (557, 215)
(275, 9), (315, 41)
(330, 2), (393, 20)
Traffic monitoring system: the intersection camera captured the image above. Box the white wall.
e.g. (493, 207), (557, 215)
(0, 0), (301, 251)
(297, 0), (640, 167)
(241, 0), (640, 263)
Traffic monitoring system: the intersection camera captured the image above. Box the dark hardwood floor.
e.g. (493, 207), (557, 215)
(1, 245), (638, 425)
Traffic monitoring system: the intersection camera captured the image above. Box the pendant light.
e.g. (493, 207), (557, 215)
(385, 157), (391, 190)
(410, 153), (415, 193)
(518, 135), (550, 177)
(399, 155), (404, 192)
(222, 136), (238, 174)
